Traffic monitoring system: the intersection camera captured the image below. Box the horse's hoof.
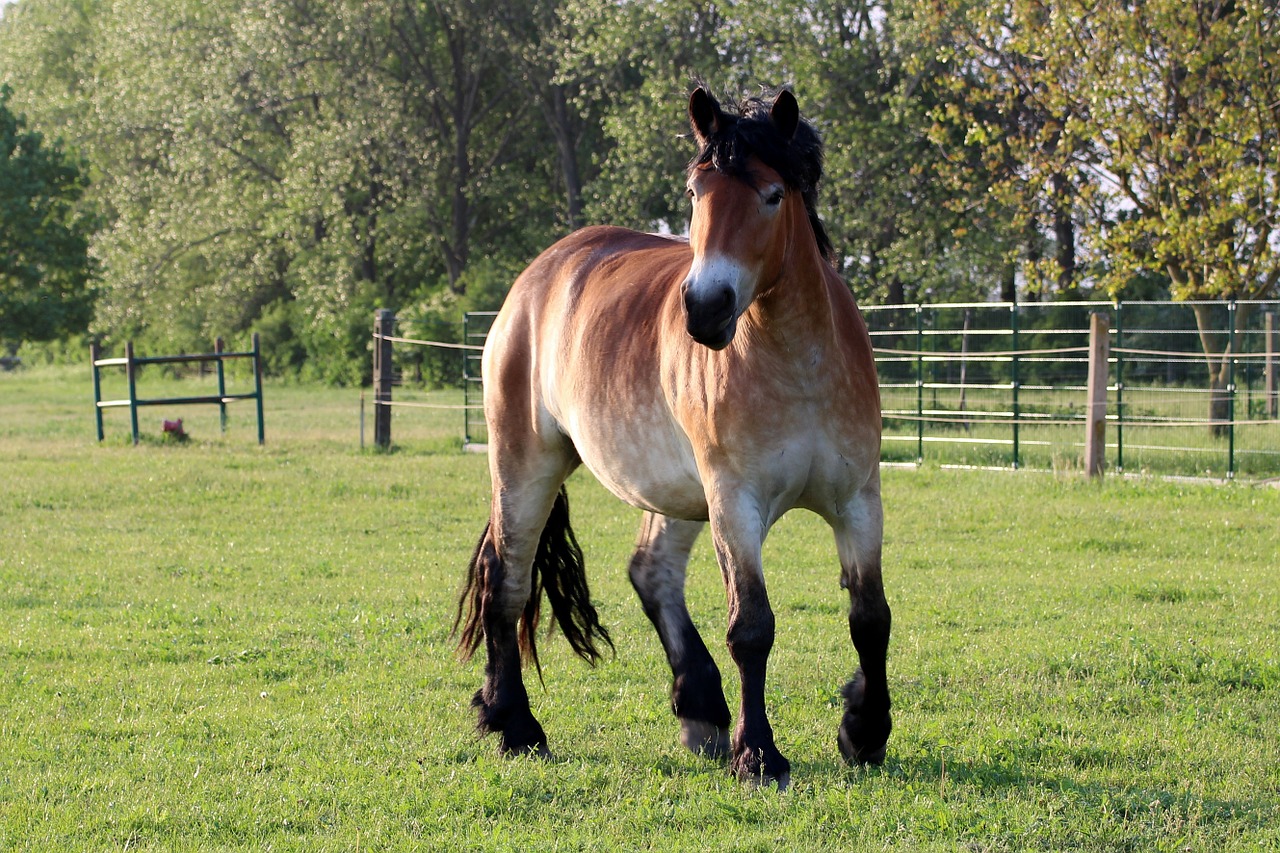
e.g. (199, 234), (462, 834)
(474, 690), (551, 758)
(730, 746), (791, 791)
(495, 722), (551, 759)
(680, 719), (730, 759)
(838, 726), (887, 766)
(504, 740), (553, 760)
(838, 672), (891, 766)
(743, 769), (790, 792)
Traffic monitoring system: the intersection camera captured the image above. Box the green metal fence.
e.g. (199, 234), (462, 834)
(452, 303), (1278, 480)
(866, 300), (1280, 480)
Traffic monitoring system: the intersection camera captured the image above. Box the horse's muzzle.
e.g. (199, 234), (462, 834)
(683, 281), (737, 350)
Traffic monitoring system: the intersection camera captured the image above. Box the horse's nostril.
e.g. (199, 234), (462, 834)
(714, 285), (734, 312)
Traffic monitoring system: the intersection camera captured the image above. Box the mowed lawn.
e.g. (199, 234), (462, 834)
(2, 366), (1279, 851)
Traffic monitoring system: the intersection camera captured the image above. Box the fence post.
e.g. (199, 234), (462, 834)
(915, 304), (924, 464)
(1085, 312), (1111, 477)
(252, 332), (265, 445)
(1266, 311), (1277, 419)
(126, 341), (140, 446)
(463, 312), (480, 447)
(91, 342), (105, 441)
(1011, 302), (1020, 469)
(1227, 301), (1237, 479)
(1114, 302), (1125, 473)
(215, 337), (228, 433)
(373, 309), (395, 449)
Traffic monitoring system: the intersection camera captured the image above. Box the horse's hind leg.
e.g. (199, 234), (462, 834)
(832, 484), (893, 765)
(457, 465), (571, 757)
(628, 513), (731, 758)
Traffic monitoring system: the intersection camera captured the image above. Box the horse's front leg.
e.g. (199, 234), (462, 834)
(709, 506), (790, 788)
(628, 512), (730, 758)
(832, 485), (893, 766)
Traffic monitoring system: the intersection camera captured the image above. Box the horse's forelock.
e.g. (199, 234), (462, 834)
(689, 92), (833, 262)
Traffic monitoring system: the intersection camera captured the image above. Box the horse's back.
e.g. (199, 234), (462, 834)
(482, 226), (712, 517)
(492, 226), (685, 334)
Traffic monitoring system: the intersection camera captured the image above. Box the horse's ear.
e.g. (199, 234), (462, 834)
(689, 87), (719, 144)
(770, 90), (799, 140)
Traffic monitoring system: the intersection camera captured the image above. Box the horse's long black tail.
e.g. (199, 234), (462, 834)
(454, 486), (614, 677)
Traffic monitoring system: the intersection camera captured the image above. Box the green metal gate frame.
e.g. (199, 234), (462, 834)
(91, 335), (265, 445)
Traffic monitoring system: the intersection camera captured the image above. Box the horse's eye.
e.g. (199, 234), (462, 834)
(765, 189), (784, 207)
(685, 187), (695, 200)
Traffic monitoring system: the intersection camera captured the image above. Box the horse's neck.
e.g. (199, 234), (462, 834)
(746, 241), (841, 354)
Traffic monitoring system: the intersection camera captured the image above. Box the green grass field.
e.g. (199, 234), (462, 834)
(3, 366), (1279, 850)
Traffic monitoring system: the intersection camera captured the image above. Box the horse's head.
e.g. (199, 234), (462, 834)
(681, 87), (831, 350)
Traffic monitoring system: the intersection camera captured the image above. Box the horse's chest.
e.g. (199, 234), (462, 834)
(748, 427), (869, 508)
(799, 438), (877, 510)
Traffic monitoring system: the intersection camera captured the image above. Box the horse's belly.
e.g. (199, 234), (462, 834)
(567, 414), (709, 521)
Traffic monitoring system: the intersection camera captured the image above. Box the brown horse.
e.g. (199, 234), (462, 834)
(455, 88), (890, 788)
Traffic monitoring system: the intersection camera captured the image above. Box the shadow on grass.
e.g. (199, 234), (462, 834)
(868, 746), (1272, 837)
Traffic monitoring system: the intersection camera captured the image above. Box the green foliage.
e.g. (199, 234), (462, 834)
(3, 0), (1278, 379)
(0, 0), (570, 380)
(924, 0), (1280, 303)
(560, 0), (1017, 303)
(2, 367), (1279, 849)
(249, 300), (308, 379)
(0, 84), (96, 347)
(561, 0), (740, 231)
(784, 2), (1007, 303)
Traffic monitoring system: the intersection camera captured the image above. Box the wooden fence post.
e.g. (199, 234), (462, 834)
(1085, 311), (1110, 477)
(1266, 312), (1277, 419)
(373, 309), (395, 448)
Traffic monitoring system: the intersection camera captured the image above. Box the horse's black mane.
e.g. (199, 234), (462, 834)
(688, 89), (833, 262)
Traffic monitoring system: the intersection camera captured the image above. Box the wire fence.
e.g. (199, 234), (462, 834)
(363, 309), (485, 451)
(867, 300), (1279, 480)
(373, 302), (1280, 481)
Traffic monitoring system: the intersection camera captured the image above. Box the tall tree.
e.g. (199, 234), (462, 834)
(490, 1), (603, 232)
(784, 0), (1008, 304)
(560, 0), (1004, 305)
(0, 84), (95, 348)
(920, 0), (1095, 300)
(0, 0), (566, 379)
(559, 0), (754, 232)
(1083, 0), (1280, 423)
(929, 0), (1280, 422)
(371, 0), (518, 292)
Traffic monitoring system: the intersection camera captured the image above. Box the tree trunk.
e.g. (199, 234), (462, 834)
(1000, 260), (1017, 303)
(1050, 173), (1078, 296)
(1191, 302), (1251, 437)
(546, 84), (584, 231)
(887, 276), (905, 306)
(1023, 222), (1042, 302)
(447, 132), (471, 294)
